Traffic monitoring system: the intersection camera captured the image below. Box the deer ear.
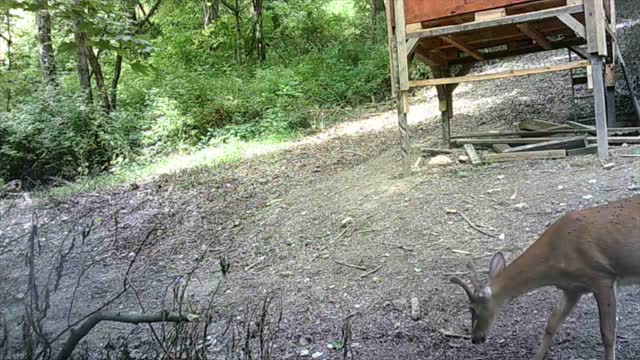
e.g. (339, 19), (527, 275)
(489, 252), (506, 279)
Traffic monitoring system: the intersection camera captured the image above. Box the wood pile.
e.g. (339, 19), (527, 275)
(422, 119), (640, 164)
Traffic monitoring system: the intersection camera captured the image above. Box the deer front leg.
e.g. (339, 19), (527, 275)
(533, 290), (582, 360)
(594, 283), (617, 360)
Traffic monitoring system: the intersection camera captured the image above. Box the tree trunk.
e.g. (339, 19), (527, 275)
(252, 0), (266, 62)
(203, 0), (220, 27)
(35, 0), (57, 85)
(234, 0), (242, 61)
(86, 47), (111, 113)
(3, 10), (12, 111)
(73, 0), (92, 102)
(110, 54), (122, 111)
(370, 0), (385, 41)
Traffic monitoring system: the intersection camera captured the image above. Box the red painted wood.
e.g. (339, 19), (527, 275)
(403, 0), (539, 24)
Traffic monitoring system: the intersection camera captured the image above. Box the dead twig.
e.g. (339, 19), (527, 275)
(333, 260), (368, 271)
(245, 257), (265, 271)
(383, 242), (414, 252)
(359, 265), (382, 278)
(458, 211), (497, 238)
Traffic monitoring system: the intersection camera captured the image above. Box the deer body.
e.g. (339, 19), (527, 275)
(451, 196), (640, 360)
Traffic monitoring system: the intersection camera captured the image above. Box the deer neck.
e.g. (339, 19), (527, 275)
(490, 248), (553, 306)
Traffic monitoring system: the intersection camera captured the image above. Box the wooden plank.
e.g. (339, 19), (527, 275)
(402, 0), (536, 24)
(567, 121), (595, 129)
(586, 136), (640, 144)
(410, 61), (588, 88)
(519, 119), (566, 131)
(397, 90), (411, 177)
(464, 144), (482, 165)
(584, 0), (607, 56)
(516, 24), (552, 50)
(441, 36), (485, 61)
(434, 67), (452, 145)
(567, 143), (598, 155)
(406, 38), (419, 56)
(383, 0), (397, 97)
(484, 150), (567, 162)
(503, 136), (587, 153)
(557, 13), (586, 38)
(492, 144), (512, 153)
(591, 55), (609, 159)
(452, 137), (558, 146)
(568, 45), (589, 59)
(406, 4), (584, 40)
(394, 0), (409, 91)
(475, 8), (507, 21)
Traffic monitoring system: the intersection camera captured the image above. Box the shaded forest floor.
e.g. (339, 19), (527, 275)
(2, 1), (640, 359)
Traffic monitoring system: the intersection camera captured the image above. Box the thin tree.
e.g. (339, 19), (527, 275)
(1, 9), (13, 110)
(251, 0), (265, 62)
(34, 0), (57, 85)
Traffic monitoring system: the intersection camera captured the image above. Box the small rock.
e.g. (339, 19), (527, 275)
(514, 203), (528, 209)
(486, 188), (502, 194)
(298, 336), (313, 346)
(582, 195), (594, 200)
(458, 155), (469, 163)
(588, 179), (598, 184)
(15, 293), (24, 300)
(557, 185), (564, 190)
(300, 349), (311, 357)
(446, 209), (458, 214)
(629, 185), (640, 191)
(428, 155), (453, 166)
(129, 183), (140, 191)
(498, 233), (506, 240)
(280, 271), (294, 277)
(497, 175), (506, 180)
(392, 298), (408, 310)
(341, 217), (353, 228)
(410, 297), (422, 320)
(372, 276), (381, 282)
(602, 162), (615, 170)
(312, 352), (323, 359)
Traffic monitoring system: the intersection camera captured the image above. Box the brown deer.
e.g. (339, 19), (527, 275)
(450, 196), (640, 360)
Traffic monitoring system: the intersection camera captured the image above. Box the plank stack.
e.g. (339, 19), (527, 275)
(427, 119), (640, 164)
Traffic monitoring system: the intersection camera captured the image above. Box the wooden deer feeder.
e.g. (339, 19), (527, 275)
(384, 0), (618, 176)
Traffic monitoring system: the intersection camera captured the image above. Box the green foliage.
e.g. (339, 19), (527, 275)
(0, 91), (141, 182)
(2, 0), (394, 184)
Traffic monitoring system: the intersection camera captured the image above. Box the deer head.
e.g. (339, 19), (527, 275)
(450, 252), (506, 344)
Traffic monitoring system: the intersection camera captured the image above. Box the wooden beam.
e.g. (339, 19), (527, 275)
(406, 38), (419, 56)
(410, 61), (589, 88)
(452, 137), (559, 146)
(406, 4), (584, 40)
(484, 150), (567, 162)
(557, 13), (586, 38)
(518, 119), (567, 131)
(586, 136), (640, 144)
(503, 136), (587, 153)
(441, 36), (484, 61)
(568, 45), (589, 59)
(492, 144), (512, 153)
(617, 43), (640, 123)
(464, 144), (482, 165)
(383, 0), (396, 97)
(516, 24), (552, 50)
(567, 144), (598, 155)
(591, 55), (609, 159)
(394, 0), (409, 91)
(584, 0), (607, 56)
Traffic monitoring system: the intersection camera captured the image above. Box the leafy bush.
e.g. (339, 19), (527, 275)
(0, 91), (141, 183)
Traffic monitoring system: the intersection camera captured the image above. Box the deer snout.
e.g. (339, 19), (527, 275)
(472, 335), (486, 344)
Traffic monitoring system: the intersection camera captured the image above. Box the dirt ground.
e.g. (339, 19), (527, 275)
(2, 1), (640, 359)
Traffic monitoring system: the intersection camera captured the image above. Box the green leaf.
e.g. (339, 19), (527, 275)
(129, 61), (149, 75)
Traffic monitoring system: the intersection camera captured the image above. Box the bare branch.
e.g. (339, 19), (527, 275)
(54, 311), (199, 360)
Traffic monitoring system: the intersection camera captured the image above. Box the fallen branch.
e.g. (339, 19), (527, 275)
(359, 265), (382, 278)
(384, 242), (414, 252)
(245, 257), (265, 271)
(333, 259), (368, 271)
(54, 311), (199, 360)
(458, 211), (497, 238)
